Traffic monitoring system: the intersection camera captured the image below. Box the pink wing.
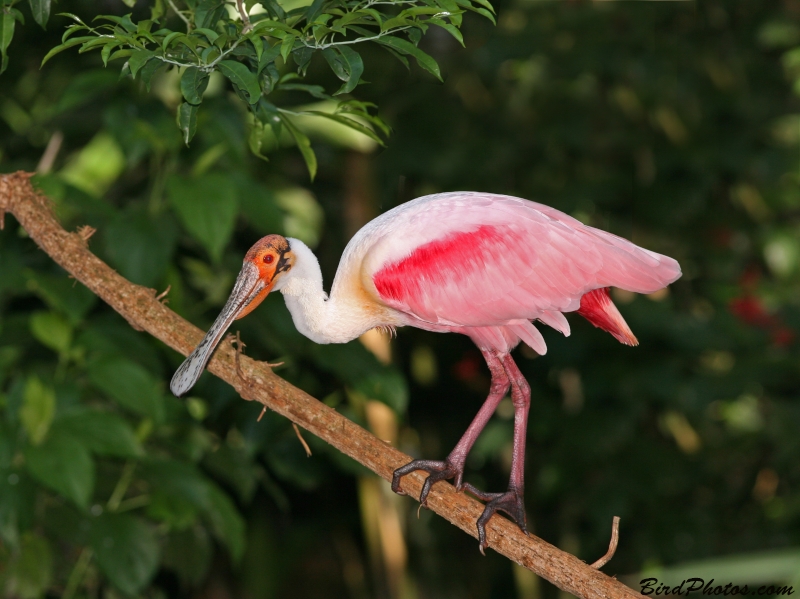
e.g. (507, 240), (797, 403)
(368, 194), (680, 334)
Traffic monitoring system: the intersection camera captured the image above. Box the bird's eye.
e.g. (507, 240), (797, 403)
(264, 254), (274, 264)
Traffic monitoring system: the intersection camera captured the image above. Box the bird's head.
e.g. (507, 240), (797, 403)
(236, 234), (296, 318)
(169, 234), (294, 397)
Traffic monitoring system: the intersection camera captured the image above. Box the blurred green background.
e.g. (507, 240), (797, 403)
(2, 0), (800, 597)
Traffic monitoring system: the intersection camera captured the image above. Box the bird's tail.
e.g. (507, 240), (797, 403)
(577, 287), (638, 346)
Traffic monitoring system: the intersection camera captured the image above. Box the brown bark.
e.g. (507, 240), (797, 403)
(0, 171), (645, 599)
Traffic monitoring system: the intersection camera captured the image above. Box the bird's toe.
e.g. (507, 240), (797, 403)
(464, 485), (528, 554)
(391, 458), (462, 503)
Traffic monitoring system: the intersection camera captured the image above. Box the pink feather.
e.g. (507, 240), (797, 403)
(364, 192), (680, 354)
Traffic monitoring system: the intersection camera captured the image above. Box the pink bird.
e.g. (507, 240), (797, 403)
(170, 192), (681, 550)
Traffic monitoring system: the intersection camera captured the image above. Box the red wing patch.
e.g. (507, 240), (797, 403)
(373, 225), (505, 304)
(576, 287), (638, 346)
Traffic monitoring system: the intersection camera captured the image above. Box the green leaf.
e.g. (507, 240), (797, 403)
(305, 111), (385, 146)
(89, 513), (159, 596)
(25, 270), (97, 324)
(429, 18), (464, 46)
(56, 12), (88, 26)
(322, 47), (348, 80)
(338, 99), (390, 135)
(380, 15), (413, 32)
(53, 69), (118, 114)
(103, 204), (178, 287)
(108, 50), (133, 67)
(28, 0), (50, 29)
(138, 56), (164, 90)
(194, 26), (219, 43)
(166, 173), (239, 263)
(180, 66), (210, 105)
(203, 445), (258, 502)
(379, 43), (409, 70)
(162, 527), (213, 588)
(278, 112), (317, 180)
(292, 45), (312, 74)
(161, 30), (185, 52)
(88, 356), (164, 421)
(18, 376), (56, 446)
(204, 482), (245, 561)
(194, 0), (224, 28)
(77, 36), (115, 54)
(0, 465), (35, 548)
(261, 0), (285, 20)
(2, 532), (53, 599)
(280, 34), (295, 63)
(355, 369), (409, 413)
(151, 0), (165, 20)
(398, 6), (447, 17)
(128, 49), (156, 78)
(258, 44), (281, 75)
(304, 0), (324, 24)
(25, 431), (94, 508)
(250, 19), (299, 36)
(247, 32), (264, 62)
(1, 8), (16, 75)
(248, 118), (270, 162)
(40, 36), (98, 66)
(177, 101), (198, 145)
(332, 10), (375, 30)
(142, 460), (245, 561)
(468, 0), (495, 13)
(53, 409), (144, 458)
(147, 490), (198, 529)
(29, 311), (72, 356)
(460, 3), (495, 24)
(278, 82), (329, 99)
(217, 59), (261, 104)
(61, 23), (87, 43)
(101, 40), (121, 66)
(335, 45), (363, 94)
(374, 35), (441, 80)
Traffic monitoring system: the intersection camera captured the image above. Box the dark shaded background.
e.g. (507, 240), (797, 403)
(2, 0), (800, 597)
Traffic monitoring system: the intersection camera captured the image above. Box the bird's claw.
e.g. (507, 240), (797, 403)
(463, 484), (528, 554)
(391, 458), (462, 504)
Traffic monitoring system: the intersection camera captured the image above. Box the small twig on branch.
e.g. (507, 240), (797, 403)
(167, 0), (192, 31)
(293, 422), (313, 457)
(77, 225), (96, 244)
(233, 330), (247, 379)
(235, 0), (253, 33)
(0, 172), (647, 599)
(36, 130), (64, 175)
(156, 284), (171, 302)
(590, 516), (621, 570)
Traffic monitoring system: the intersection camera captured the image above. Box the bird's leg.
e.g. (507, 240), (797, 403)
(463, 353), (530, 552)
(391, 351), (510, 505)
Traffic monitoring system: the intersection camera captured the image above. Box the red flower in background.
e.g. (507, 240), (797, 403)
(729, 268), (795, 347)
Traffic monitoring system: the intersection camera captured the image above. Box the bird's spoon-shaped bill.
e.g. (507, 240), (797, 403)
(170, 262), (269, 397)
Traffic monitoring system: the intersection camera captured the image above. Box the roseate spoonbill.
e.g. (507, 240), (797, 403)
(170, 192), (681, 549)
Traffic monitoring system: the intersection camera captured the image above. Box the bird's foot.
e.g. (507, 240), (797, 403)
(391, 459), (463, 505)
(462, 483), (528, 554)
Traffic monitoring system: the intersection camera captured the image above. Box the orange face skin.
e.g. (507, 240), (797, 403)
(236, 235), (293, 319)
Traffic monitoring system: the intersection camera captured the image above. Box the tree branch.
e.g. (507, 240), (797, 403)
(0, 171), (645, 599)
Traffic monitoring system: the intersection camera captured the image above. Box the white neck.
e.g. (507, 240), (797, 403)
(277, 238), (383, 344)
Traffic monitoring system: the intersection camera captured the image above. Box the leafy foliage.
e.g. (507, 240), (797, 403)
(26, 0), (492, 175)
